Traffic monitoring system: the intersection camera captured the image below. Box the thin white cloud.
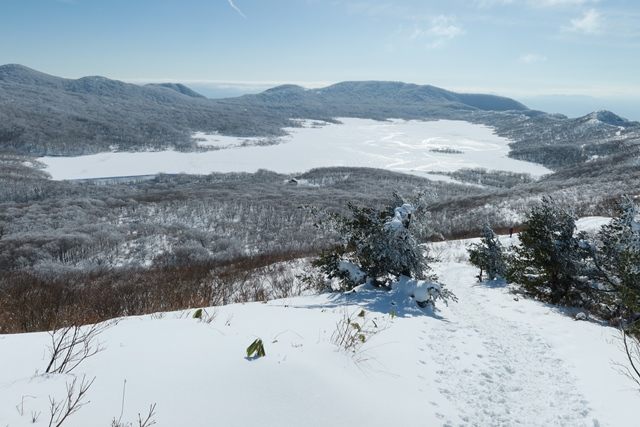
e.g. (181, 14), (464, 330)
(412, 15), (464, 49)
(227, 0), (246, 18)
(567, 8), (602, 33)
(519, 53), (547, 64)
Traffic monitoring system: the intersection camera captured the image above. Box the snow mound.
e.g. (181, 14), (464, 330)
(338, 260), (366, 284)
(393, 275), (441, 304)
(576, 216), (611, 233)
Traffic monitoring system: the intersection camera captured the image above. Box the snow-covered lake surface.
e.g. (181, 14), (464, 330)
(38, 119), (552, 180)
(191, 131), (269, 149)
(1, 231), (637, 426)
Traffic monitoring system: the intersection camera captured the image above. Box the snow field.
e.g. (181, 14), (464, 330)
(191, 131), (267, 149)
(1, 228), (638, 426)
(37, 119), (552, 181)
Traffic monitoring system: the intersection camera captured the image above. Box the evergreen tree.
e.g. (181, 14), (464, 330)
(468, 224), (506, 281)
(506, 197), (591, 305)
(594, 196), (640, 327)
(314, 199), (434, 290)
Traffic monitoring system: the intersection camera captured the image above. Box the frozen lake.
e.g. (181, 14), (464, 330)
(38, 118), (552, 180)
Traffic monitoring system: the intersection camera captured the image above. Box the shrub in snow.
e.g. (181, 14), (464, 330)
(394, 276), (457, 308)
(506, 197), (592, 306)
(314, 196), (454, 307)
(49, 375), (95, 427)
(246, 338), (266, 358)
(331, 309), (385, 355)
(192, 308), (216, 323)
(621, 330), (640, 391)
(468, 224), (506, 281)
(315, 200), (432, 286)
(316, 198), (452, 285)
(592, 196), (640, 329)
(45, 322), (111, 374)
(574, 312), (588, 321)
(313, 251), (369, 290)
(111, 403), (157, 427)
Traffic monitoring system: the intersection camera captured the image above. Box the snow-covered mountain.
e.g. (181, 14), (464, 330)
(2, 64), (638, 169)
(577, 110), (630, 128)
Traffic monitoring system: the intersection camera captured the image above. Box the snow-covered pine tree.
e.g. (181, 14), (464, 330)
(313, 196), (457, 308)
(318, 198), (452, 280)
(468, 224), (506, 281)
(595, 196), (640, 328)
(314, 200), (433, 289)
(506, 197), (591, 305)
(382, 203), (428, 279)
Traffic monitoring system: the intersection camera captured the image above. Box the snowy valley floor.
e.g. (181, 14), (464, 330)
(1, 234), (638, 426)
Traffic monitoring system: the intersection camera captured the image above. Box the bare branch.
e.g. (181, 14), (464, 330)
(45, 322), (112, 374)
(622, 330), (640, 389)
(47, 375), (95, 427)
(138, 403), (157, 427)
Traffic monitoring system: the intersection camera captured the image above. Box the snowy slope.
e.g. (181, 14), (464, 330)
(1, 233), (637, 426)
(37, 119), (552, 180)
(575, 216), (611, 233)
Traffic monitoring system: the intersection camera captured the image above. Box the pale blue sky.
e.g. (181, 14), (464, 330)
(1, 0), (639, 115)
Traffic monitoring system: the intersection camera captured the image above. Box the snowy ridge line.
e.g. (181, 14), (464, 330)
(69, 174), (167, 183)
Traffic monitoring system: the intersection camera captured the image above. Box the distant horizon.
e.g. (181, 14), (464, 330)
(123, 76), (640, 123)
(17, 61), (640, 103)
(2, 0), (639, 107)
(3, 61), (638, 121)
(177, 80), (640, 121)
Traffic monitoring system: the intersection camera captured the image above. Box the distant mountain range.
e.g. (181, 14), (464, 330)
(0, 64), (638, 168)
(246, 81), (528, 112)
(146, 82), (206, 98)
(519, 94), (640, 122)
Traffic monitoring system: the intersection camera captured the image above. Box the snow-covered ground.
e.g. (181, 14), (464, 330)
(191, 131), (268, 149)
(38, 119), (552, 180)
(576, 216), (611, 234)
(1, 231), (637, 426)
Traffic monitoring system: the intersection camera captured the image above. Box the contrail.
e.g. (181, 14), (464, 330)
(227, 0), (246, 18)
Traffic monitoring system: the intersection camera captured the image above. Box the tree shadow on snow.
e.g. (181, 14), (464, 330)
(472, 278), (508, 289)
(288, 288), (449, 321)
(536, 301), (610, 326)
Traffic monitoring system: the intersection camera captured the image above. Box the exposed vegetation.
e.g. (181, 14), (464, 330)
(506, 197), (592, 306)
(470, 196), (640, 334)
(468, 225), (506, 281)
(314, 196), (434, 289)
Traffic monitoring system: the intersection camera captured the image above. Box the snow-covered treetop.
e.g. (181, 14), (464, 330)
(620, 196), (640, 231)
(385, 203), (415, 232)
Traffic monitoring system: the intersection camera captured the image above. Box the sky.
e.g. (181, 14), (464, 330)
(1, 0), (639, 117)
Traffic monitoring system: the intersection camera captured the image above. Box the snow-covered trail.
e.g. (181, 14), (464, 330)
(1, 235), (638, 426)
(422, 236), (635, 427)
(429, 263), (591, 426)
